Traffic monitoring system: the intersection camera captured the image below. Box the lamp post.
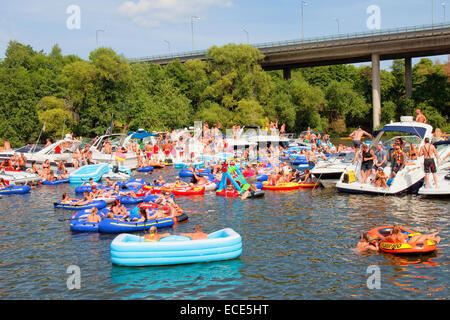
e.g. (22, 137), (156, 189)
(432, 0), (435, 26)
(301, 1), (308, 41)
(96, 29), (105, 47)
(442, 2), (447, 22)
(164, 40), (171, 54)
(333, 17), (340, 34)
(191, 16), (200, 52)
(242, 28), (249, 44)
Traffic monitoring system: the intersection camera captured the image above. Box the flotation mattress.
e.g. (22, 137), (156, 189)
(42, 178), (69, 185)
(0, 184), (31, 195)
(367, 226), (437, 254)
(53, 199), (107, 210)
(110, 228), (242, 266)
(262, 182), (301, 190)
(137, 166), (154, 172)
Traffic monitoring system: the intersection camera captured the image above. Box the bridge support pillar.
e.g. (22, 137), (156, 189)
(405, 57), (412, 98)
(372, 53), (381, 130)
(283, 68), (292, 80)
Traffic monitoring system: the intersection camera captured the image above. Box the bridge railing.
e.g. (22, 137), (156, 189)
(128, 22), (450, 63)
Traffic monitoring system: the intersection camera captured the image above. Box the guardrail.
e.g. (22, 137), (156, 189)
(128, 22), (450, 63)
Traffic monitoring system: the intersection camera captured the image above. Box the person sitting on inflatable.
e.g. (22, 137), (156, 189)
(60, 193), (79, 204)
(191, 171), (208, 187)
(86, 207), (102, 223)
(75, 191), (93, 206)
(356, 233), (379, 252)
(104, 177), (115, 188)
(154, 175), (165, 186)
(144, 226), (170, 242)
(82, 177), (98, 187)
(155, 191), (181, 217)
(109, 199), (128, 217)
(0, 178), (8, 188)
(180, 224), (208, 240)
(299, 169), (314, 184)
(383, 225), (441, 245)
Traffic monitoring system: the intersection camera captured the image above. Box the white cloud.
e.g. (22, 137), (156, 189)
(117, 0), (233, 27)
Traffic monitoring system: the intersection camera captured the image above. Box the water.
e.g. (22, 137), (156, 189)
(0, 167), (448, 300)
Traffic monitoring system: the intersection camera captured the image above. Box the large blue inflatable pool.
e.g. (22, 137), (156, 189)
(110, 228), (242, 266)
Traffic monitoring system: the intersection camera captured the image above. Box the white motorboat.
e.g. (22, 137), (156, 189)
(0, 138), (81, 171)
(0, 169), (43, 185)
(336, 118), (432, 195)
(311, 151), (355, 187)
(89, 134), (139, 169)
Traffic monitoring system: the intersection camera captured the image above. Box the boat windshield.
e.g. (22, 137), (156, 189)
(15, 144), (44, 153)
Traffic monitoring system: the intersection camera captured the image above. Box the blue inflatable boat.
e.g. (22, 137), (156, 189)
(0, 184), (31, 195)
(69, 163), (110, 183)
(54, 199), (107, 210)
(110, 228), (242, 266)
(69, 208), (109, 232)
(137, 166), (154, 173)
(74, 184), (112, 193)
(98, 213), (188, 233)
(42, 178), (69, 185)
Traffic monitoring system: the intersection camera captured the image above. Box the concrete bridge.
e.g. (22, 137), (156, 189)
(128, 23), (450, 129)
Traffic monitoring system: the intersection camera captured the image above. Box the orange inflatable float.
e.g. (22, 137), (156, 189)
(368, 226), (437, 254)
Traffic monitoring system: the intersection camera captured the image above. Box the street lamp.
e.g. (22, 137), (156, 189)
(333, 17), (340, 34)
(96, 29), (105, 47)
(164, 40), (171, 54)
(242, 28), (249, 44)
(432, 0), (435, 25)
(191, 16), (200, 52)
(442, 2), (447, 22)
(301, 1), (308, 41)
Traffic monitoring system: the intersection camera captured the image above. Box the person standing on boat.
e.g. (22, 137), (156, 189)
(419, 137), (439, 189)
(360, 144), (376, 184)
(415, 109), (427, 123)
(349, 126), (372, 151)
(372, 143), (387, 177)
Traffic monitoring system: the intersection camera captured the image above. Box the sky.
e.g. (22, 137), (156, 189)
(0, 0), (449, 70)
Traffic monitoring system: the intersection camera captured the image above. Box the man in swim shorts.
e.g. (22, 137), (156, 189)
(419, 137), (439, 189)
(349, 126), (372, 151)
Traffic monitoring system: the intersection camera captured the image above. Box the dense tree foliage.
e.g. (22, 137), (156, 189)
(0, 41), (448, 147)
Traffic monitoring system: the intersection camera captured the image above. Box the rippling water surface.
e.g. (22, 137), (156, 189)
(0, 167), (448, 300)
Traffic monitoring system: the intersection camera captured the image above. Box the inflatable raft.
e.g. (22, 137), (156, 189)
(74, 184), (112, 193)
(98, 213), (188, 234)
(368, 226), (438, 255)
(161, 186), (205, 196)
(41, 178), (69, 185)
(0, 184), (31, 195)
(262, 182), (301, 191)
(298, 182), (320, 188)
(137, 166), (154, 173)
(69, 208), (108, 232)
(110, 228), (242, 266)
(53, 199), (107, 210)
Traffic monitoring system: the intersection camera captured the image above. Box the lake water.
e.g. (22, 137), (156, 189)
(0, 167), (448, 300)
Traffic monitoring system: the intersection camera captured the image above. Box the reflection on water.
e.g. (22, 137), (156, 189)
(0, 167), (448, 299)
(110, 260), (243, 300)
